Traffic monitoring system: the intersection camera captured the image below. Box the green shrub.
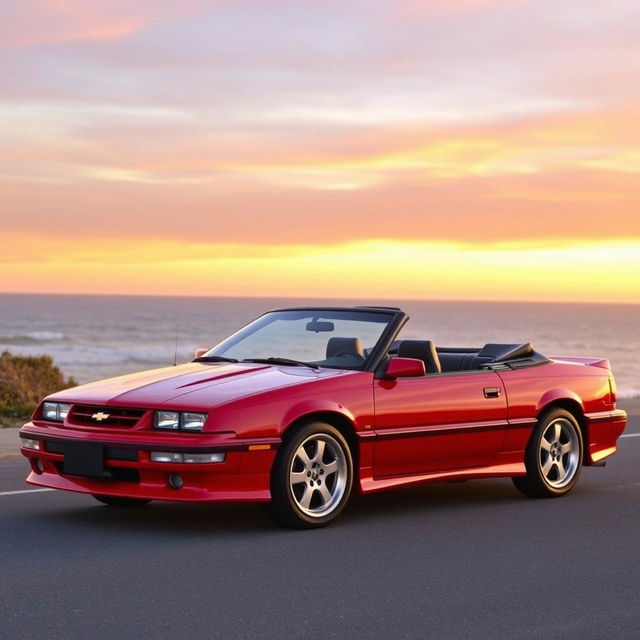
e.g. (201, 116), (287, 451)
(0, 350), (76, 427)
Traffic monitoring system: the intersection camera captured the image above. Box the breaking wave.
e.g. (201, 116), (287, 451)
(0, 331), (67, 345)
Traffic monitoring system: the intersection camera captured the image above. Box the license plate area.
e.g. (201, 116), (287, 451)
(63, 442), (106, 478)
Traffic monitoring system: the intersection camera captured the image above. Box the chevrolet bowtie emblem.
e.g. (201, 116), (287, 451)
(92, 412), (110, 421)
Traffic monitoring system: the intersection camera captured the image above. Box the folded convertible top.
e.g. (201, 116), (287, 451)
(476, 343), (534, 362)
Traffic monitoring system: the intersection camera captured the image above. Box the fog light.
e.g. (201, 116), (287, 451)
(150, 451), (226, 464)
(150, 452), (183, 463)
(182, 452), (225, 464)
(21, 438), (40, 451)
(32, 458), (44, 474)
(168, 473), (183, 490)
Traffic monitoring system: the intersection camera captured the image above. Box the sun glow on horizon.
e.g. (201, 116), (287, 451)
(2, 236), (638, 304)
(1, 0), (640, 303)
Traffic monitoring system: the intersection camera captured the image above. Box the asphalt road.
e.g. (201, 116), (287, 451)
(1, 417), (639, 640)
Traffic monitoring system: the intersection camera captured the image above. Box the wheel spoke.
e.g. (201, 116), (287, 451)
(553, 422), (562, 443)
(542, 456), (553, 476)
(555, 458), (566, 479)
(318, 483), (332, 505)
(323, 459), (339, 476)
(295, 446), (311, 467)
(313, 440), (326, 463)
(299, 485), (314, 509)
(290, 471), (308, 485)
(540, 438), (552, 452)
(560, 442), (573, 455)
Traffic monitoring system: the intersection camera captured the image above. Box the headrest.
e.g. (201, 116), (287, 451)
(398, 340), (441, 374)
(326, 337), (365, 359)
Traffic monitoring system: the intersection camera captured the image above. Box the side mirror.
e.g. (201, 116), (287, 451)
(194, 348), (208, 359)
(384, 357), (425, 379)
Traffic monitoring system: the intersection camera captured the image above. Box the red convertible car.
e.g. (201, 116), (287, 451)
(20, 306), (627, 527)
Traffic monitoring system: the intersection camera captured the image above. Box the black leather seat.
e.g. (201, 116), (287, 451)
(326, 337), (365, 361)
(398, 340), (441, 374)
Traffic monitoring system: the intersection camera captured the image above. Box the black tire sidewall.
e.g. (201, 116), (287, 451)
(526, 409), (583, 496)
(270, 422), (353, 528)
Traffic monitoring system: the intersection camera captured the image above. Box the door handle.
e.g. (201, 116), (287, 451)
(483, 387), (501, 399)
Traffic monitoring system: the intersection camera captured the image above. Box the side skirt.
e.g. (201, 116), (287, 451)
(359, 461), (525, 494)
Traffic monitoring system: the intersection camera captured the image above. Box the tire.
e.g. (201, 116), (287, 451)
(92, 494), (152, 507)
(512, 409), (583, 498)
(266, 422), (353, 528)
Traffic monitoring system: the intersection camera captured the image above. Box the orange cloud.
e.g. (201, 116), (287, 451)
(2, 0), (639, 302)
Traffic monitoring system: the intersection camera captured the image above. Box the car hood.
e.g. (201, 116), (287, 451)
(48, 362), (351, 409)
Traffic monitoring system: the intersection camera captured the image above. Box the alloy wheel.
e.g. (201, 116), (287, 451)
(289, 434), (348, 517)
(539, 417), (580, 489)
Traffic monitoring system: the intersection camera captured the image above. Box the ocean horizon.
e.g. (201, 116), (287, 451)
(1, 293), (638, 398)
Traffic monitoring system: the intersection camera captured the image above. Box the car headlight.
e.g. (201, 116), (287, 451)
(42, 402), (71, 422)
(154, 411), (207, 432)
(155, 411), (180, 430)
(181, 412), (207, 432)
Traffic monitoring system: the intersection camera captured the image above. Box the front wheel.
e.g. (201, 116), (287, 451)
(266, 422), (353, 528)
(92, 494), (152, 507)
(512, 409), (583, 498)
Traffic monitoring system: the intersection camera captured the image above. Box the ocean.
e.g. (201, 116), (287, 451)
(0, 294), (638, 398)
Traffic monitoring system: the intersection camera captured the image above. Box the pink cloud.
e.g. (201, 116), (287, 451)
(398, 0), (530, 16)
(0, 0), (213, 46)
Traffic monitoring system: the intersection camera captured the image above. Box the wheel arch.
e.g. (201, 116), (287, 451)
(536, 394), (588, 463)
(281, 410), (359, 476)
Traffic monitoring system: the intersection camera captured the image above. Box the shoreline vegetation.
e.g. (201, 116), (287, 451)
(0, 350), (76, 428)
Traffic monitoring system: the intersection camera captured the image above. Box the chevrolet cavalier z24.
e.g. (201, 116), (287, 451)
(20, 306), (627, 528)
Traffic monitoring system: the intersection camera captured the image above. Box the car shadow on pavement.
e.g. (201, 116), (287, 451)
(31, 478), (526, 536)
(34, 499), (278, 536)
(344, 478), (525, 522)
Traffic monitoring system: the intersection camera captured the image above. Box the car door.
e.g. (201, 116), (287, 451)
(372, 369), (508, 478)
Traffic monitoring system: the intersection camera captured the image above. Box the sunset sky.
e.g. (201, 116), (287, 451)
(1, 0), (639, 302)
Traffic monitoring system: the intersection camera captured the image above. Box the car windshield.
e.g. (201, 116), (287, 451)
(203, 309), (394, 370)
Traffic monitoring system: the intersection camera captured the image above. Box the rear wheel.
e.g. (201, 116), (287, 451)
(92, 494), (152, 507)
(266, 422), (353, 528)
(512, 409), (583, 498)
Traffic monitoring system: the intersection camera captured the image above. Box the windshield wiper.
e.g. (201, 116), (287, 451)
(241, 357), (320, 370)
(193, 355), (239, 363)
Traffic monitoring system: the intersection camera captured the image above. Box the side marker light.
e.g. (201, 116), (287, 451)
(248, 444), (271, 451)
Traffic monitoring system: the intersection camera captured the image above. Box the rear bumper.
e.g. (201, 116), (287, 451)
(19, 423), (279, 502)
(584, 409), (627, 465)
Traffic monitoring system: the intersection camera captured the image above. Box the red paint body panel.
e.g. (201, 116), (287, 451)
(372, 370), (507, 476)
(20, 314), (629, 505)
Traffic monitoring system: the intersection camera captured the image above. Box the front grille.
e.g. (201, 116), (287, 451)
(68, 405), (147, 428)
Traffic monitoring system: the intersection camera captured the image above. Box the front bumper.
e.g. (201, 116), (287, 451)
(19, 422), (279, 502)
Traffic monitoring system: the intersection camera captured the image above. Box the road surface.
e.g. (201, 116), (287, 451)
(1, 415), (638, 639)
